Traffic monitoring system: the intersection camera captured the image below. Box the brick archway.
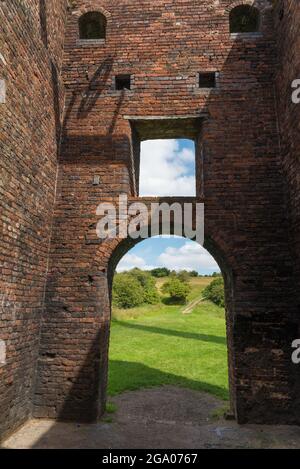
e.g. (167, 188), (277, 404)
(106, 227), (237, 413)
(33, 195), (242, 423)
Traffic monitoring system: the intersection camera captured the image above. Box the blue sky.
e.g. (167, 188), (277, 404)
(116, 236), (220, 275)
(139, 139), (196, 197)
(117, 139), (220, 275)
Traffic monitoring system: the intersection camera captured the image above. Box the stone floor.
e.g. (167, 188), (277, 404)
(2, 386), (300, 449)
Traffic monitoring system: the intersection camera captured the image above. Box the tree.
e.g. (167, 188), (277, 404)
(151, 267), (170, 278)
(113, 274), (144, 309)
(113, 269), (160, 308)
(203, 277), (225, 307)
(190, 270), (199, 277)
(177, 270), (191, 283)
(129, 268), (160, 304)
(162, 278), (191, 304)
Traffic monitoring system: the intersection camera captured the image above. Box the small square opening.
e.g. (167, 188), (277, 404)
(139, 139), (196, 197)
(129, 116), (204, 197)
(115, 75), (131, 91)
(198, 72), (216, 89)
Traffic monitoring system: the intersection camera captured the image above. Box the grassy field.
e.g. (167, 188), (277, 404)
(108, 277), (229, 400)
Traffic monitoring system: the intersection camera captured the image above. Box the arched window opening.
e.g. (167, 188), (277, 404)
(229, 5), (260, 33)
(79, 11), (107, 40)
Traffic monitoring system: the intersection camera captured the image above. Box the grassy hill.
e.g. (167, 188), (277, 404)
(108, 276), (229, 400)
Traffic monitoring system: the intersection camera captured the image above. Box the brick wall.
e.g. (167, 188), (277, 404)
(274, 0), (300, 417)
(33, 0), (299, 424)
(0, 0), (67, 439)
(275, 0), (300, 308)
(1, 0), (299, 437)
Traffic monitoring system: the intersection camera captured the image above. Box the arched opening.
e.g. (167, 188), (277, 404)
(79, 11), (107, 40)
(106, 235), (234, 429)
(229, 5), (260, 34)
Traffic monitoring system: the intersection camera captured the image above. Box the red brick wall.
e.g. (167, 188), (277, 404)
(0, 0), (67, 439)
(274, 0), (300, 416)
(1, 0), (299, 436)
(33, 0), (299, 424)
(275, 0), (300, 303)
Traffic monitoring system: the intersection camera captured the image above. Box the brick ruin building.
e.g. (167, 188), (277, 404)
(0, 0), (300, 440)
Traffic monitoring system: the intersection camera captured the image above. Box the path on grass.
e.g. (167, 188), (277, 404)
(182, 295), (205, 314)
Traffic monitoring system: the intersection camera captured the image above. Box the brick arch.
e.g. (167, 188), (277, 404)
(72, 2), (112, 19)
(91, 197), (239, 275)
(105, 231), (236, 288)
(224, 0), (266, 13)
(102, 224), (237, 415)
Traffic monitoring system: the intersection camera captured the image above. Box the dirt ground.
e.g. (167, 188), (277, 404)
(2, 386), (300, 449)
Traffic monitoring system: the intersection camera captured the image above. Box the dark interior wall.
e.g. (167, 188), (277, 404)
(274, 0), (300, 305)
(0, 0), (68, 440)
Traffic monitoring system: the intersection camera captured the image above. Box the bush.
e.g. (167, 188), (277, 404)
(113, 274), (144, 309)
(113, 269), (160, 308)
(177, 270), (191, 283)
(129, 269), (160, 304)
(151, 267), (170, 278)
(203, 277), (225, 307)
(161, 278), (191, 304)
(189, 270), (199, 277)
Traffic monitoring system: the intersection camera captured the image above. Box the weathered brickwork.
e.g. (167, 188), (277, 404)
(273, 0), (300, 419)
(0, 0), (68, 440)
(1, 0), (300, 439)
(33, 0), (298, 425)
(275, 0), (300, 316)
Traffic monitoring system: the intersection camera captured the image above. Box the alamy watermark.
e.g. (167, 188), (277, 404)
(291, 339), (300, 364)
(292, 79), (300, 104)
(0, 79), (6, 104)
(96, 194), (204, 244)
(0, 340), (6, 366)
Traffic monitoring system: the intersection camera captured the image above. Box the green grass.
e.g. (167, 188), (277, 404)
(108, 277), (229, 400)
(106, 401), (117, 414)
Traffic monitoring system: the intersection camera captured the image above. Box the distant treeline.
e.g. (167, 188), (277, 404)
(150, 267), (221, 279)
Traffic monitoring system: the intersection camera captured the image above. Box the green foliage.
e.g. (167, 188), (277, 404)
(212, 271), (221, 277)
(162, 277), (191, 304)
(177, 270), (191, 283)
(113, 269), (160, 309)
(106, 401), (117, 414)
(143, 287), (160, 305)
(113, 274), (144, 309)
(189, 270), (199, 277)
(151, 267), (170, 278)
(203, 277), (225, 308)
(129, 268), (160, 304)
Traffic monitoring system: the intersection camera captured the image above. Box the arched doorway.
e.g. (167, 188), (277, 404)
(105, 233), (236, 419)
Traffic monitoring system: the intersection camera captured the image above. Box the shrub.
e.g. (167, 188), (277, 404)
(190, 270), (199, 277)
(129, 268), (160, 304)
(203, 277), (225, 307)
(151, 267), (170, 278)
(113, 274), (144, 309)
(162, 278), (191, 304)
(177, 270), (191, 283)
(113, 269), (160, 308)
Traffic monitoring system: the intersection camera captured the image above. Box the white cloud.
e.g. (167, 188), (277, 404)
(116, 253), (155, 272)
(117, 241), (220, 275)
(158, 242), (220, 273)
(139, 139), (196, 196)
